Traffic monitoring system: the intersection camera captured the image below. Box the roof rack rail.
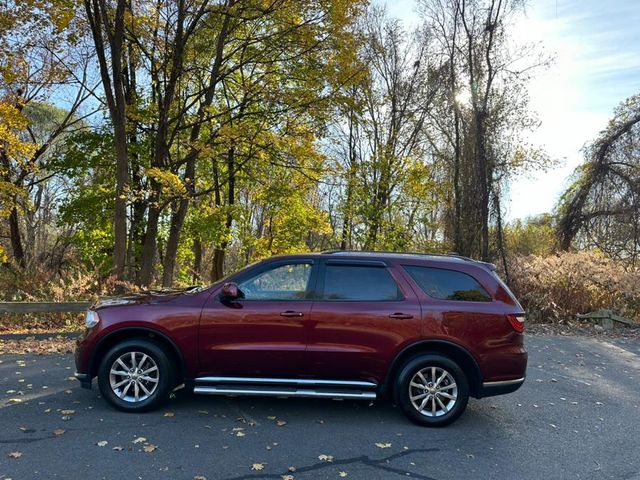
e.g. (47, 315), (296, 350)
(320, 249), (477, 262)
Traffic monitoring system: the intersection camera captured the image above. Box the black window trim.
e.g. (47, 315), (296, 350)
(316, 260), (406, 303)
(401, 264), (492, 303)
(226, 259), (319, 302)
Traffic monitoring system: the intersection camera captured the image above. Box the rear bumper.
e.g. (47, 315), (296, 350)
(478, 376), (525, 398)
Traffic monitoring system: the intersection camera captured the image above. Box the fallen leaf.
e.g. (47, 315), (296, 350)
(375, 443), (392, 449)
(194, 476), (207, 480)
(53, 429), (65, 436)
(281, 475), (294, 480)
(267, 416), (276, 420)
(112, 446), (123, 451)
(7, 451), (22, 459)
(251, 463), (264, 471)
(163, 412), (175, 417)
(318, 454), (334, 462)
(339, 472), (348, 478)
(132, 437), (147, 444)
(143, 444), (158, 453)
(61, 409), (75, 415)
(97, 441), (108, 447)
(276, 420), (287, 427)
(236, 431), (246, 437)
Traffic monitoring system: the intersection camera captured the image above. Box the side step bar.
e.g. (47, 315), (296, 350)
(193, 377), (378, 400)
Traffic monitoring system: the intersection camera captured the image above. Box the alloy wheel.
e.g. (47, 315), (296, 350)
(109, 351), (160, 403)
(408, 366), (458, 417)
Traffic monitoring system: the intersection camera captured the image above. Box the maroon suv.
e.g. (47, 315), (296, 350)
(75, 251), (527, 427)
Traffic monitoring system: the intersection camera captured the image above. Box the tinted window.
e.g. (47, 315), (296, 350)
(404, 266), (491, 302)
(322, 265), (402, 301)
(238, 263), (312, 300)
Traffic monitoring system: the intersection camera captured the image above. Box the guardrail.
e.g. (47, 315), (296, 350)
(0, 302), (92, 313)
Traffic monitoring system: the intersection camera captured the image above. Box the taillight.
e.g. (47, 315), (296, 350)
(507, 314), (525, 332)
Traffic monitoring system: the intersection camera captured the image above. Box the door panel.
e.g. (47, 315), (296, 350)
(306, 261), (422, 382)
(198, 261), (316, 377)
(199, 299), (311, 376)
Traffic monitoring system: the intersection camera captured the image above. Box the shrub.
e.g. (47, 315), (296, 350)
(504, 251), (640, 323)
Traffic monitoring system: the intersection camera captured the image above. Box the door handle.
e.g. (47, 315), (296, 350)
(389, 312), (413, 319)
(280, 311), (304, 317)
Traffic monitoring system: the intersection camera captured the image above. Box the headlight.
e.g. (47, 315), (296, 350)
(85, 310), (100, 329)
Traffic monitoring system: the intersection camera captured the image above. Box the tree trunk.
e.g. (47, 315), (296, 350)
(8, 202), (25, 268)
(209, 147), (236, 282)
(192, 237), (202, 283)
(84, 0), (129, 279)
(137, 194), (161, 286)
(162, 193), (191, 287)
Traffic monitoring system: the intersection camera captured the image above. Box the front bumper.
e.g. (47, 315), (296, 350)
(74, 372), (92, 389)
(478, 376), (525, 398)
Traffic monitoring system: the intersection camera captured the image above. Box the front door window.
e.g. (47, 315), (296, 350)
(238, 263), (312, 300)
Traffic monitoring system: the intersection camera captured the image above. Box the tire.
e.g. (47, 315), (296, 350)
(395, 354), (469, 427)
(97, 338), (175, 413)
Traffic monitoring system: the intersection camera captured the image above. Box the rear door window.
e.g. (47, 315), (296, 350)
(321, 265), (403, 301)
(403, 265), (491, 302)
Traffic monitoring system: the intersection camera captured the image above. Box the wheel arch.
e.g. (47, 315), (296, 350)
(90, 327), (186, 381)
(384, 340), (482, 398)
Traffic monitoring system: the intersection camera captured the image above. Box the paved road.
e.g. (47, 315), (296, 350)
(1, 335), (639, 480)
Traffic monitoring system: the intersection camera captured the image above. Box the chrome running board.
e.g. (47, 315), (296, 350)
(193, 377), (377, 400)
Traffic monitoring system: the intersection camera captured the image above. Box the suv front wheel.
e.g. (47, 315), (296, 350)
(97, 339), (175, 412)
(396, 354), (469, 427)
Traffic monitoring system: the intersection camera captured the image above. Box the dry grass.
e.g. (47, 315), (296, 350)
(505, 251), (640, 323)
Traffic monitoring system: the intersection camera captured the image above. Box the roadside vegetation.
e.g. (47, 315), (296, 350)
(1, 0), (638, 331)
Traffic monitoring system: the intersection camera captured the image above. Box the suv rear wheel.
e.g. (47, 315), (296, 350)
(97, 339), (175, 412)
(395, 354), (469, 427)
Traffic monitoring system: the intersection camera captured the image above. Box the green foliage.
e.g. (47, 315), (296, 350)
(504, 214), (557, 257)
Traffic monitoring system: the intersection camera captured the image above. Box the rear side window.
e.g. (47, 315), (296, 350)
(322, 265), (403, 301)
(403, 266), (491, 302)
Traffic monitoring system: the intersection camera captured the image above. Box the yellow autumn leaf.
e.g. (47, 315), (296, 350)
(375, 442), (392, 449)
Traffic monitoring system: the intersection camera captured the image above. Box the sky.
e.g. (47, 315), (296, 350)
(379, 0), (640, 221)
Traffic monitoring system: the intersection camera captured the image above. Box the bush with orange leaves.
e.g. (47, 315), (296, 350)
(505, 251), (640, 323)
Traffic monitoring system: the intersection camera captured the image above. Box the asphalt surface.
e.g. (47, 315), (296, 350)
(1, 335), (639, 480)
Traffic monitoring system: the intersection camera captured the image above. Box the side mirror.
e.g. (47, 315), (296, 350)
(220, 282), (240, 300)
